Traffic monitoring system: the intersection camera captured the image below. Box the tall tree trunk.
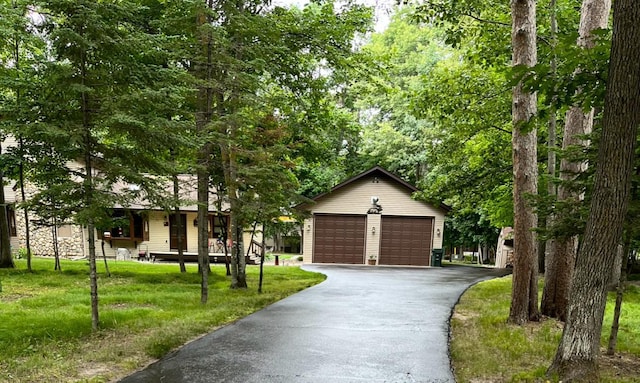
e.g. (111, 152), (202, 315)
(52, 217), (61, 271)
(14, 27), (32, 272)
(543, 234), (577, 321)
(84, 140), (99, 331)
(19, 153), (32, 272)
(606, 231), (630, 355)
(197, 162), (210, 303)
(0, 142), (14, 269)
(173, 174), (186, 273)
(258, 221), (266, 293)
(537, 229), (546, 273)
(549, 1), (640, 379)
(79, 40), (99, 331)
(195, 0), (214, 304)
(218, 213), (231, 276)
(542, 0), (611, 321)
(508, 0), (539, 325)
(195, 101), (212, 303)
(236, 224), (247, 286)
(226, 146), (247, 289)
(86, 184), (99, 331)
(100, 238), (111, 277)
(543, 0), (558, 276)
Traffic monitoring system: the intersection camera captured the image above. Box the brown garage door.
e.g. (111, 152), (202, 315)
(379, 216), (433, 266)
(313, 214), (366, 264)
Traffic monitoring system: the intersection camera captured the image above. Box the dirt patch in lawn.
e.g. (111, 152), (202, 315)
(0, 293), (33, 303)
(599, 351), (640, 380)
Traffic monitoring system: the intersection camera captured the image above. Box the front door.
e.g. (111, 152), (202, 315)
(169, 214), (187, 251)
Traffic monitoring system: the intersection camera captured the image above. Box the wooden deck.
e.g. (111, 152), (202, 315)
(149, 251), (256, 265)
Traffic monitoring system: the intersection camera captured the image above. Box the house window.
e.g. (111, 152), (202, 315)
(7, 206), (17, 237)
(99, 210), (145, 241)
(210, 215), (227, 239)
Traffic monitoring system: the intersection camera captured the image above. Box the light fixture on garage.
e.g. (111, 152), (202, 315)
(371, 226), (376, 235)
(436, 228), (441, 237)
(307, 224), (311, 232)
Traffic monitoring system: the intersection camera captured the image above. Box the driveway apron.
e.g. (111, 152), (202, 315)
(119, 265), (510, 383)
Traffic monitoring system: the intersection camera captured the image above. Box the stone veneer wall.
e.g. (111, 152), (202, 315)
(13, 185), (85, 258)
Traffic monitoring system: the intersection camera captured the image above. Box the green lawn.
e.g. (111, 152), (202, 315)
(0, 257), (325, 383)
(451, 274), (640, 383)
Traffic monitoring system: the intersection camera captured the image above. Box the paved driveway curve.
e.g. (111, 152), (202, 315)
(119, 265), (510, 383)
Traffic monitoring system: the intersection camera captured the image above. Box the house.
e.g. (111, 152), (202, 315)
(96, 175), (244, 262)
(300, 166), (448, 266)
(4, 172), (260, 262)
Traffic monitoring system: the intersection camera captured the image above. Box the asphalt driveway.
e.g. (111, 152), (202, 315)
(119, 265), (510, 383)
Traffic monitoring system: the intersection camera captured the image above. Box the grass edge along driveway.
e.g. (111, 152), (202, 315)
(451, 274), (640, 383)
(0, 258), (326, 383)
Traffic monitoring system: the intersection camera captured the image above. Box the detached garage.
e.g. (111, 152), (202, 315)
(301, 167), (448, 267)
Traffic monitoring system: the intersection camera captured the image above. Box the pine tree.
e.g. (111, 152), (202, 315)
(509, 0), (540, 324)
(541, 0), (611, 322)
(549, 0), (640, 379)
(35, 0), (189, 329)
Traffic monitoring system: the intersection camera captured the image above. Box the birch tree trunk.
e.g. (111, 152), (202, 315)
(508, 0), (539, 325)
(549, 0), (640, 379)
(542, 0), (611, 321)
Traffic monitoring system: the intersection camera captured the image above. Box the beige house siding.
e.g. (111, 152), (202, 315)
(302, 173), (446, 265)
(185, 212), (199, 253)
(146, 211), (170, 252)
(85, 211), (195, 258)
(3, 184), (15, 202)
(302, 218), (313, 263)
(366, 214), (381, 264)
(93, 211), (201, 257)
(82, 211), (260, 260)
